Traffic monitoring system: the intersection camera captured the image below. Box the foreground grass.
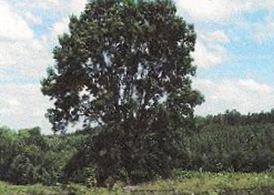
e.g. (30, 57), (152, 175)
(136, 171), (274, 194)
(0, 182), (115, 195)
(1, 171), (274, 194)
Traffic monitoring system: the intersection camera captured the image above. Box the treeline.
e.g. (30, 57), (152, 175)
(0, 127), (87, 185)
(182, 123), (274, 172)
(1, 109), (274, 186)
(185, 109), (274, 172)
(196, 109), (274, 126)
(181, 109), (274, 173)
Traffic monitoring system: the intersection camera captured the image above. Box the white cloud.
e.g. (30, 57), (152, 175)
(194, 79), (274, 115)
(174, 0), (274, 23)
(193, 31), (229, 68)
(0, 0), (52, 81)
(0, 0), (52, 133)
(11, 0), (61, 11)
(175, 0), (242, 22)
(35, 0), (61, 9)
(23, 11), (43, 26)
(0, 1), (33, 40)
(205, 31), (230, 44)
(238, 79), (272, 94)
(52, 18), (70, 37)
(25, 0), (86, 14)
(0, 38), (52, 80)
(0, 0), (89, 133)
(193, 41), (224, 68)
(0, 84), (52, 134)
(254, 0), (274, 10)
(9, 0), (87, 32)
(46, 0), (87, 46)
(69, 0), (87, 15)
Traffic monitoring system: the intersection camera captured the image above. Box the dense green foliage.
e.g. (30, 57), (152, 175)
(182, 123), (274, 172)
(182, 110), (274, 172)
(41, 0), (203, 184)
(1, 110), (274, 186)
(0, 127), (87, 185)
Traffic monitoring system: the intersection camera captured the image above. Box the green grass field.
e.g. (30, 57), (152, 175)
(1, 171), (274, 194)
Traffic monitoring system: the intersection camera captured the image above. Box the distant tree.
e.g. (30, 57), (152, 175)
(0, 127), (17, 181)
(41, 0), (203, 184)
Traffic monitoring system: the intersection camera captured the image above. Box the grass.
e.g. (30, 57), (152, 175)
(0, 182), (115, 195)
(1, 171), (274, 194)
(135, 171), (274, 194)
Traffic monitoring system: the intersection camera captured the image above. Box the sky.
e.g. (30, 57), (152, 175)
(0, 0), (274, 133)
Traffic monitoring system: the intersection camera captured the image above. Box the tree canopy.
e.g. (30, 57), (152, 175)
(41, 0), (203, 132)
(41, 0), (203, 184)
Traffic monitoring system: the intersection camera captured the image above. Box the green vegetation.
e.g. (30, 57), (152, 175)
(136, 171), (274, 194)
(0, 181), (113, 195)
(181, 123), (274, 172)
(0, 126), (87, 185)
(1, 171), (274, 194)
(1, 111), (274, 188)
(0, 181), (62, 195)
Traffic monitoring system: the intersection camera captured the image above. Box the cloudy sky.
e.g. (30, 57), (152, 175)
(0, 0), (274, 133)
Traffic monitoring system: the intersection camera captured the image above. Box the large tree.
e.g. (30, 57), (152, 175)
(42, 0), (203, 184)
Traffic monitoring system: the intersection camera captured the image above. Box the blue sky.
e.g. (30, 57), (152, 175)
(0, 0), (274, 133)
